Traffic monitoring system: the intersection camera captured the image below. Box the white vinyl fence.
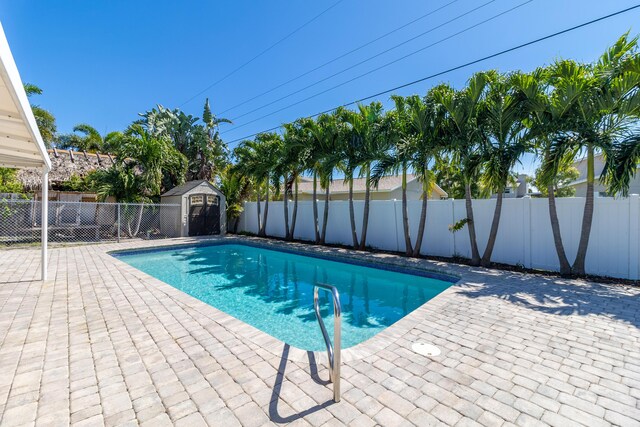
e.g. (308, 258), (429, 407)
(239, 196), (640, 280)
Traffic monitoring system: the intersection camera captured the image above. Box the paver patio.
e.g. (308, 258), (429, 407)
(0, 236), (639, 426)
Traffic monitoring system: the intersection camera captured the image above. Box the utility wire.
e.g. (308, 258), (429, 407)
(225, 3), (640, 145)
(217, 0), (461, 116)
(228, 0), (499, 122)
(178, 0), (346, 107)
(225, 0), (531, 132)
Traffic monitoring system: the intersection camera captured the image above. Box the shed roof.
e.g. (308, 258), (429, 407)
(0, 23), (51, 170)
(161, 180), (221, 197)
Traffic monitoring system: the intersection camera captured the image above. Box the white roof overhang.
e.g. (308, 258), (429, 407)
(0, 22), (51, 171)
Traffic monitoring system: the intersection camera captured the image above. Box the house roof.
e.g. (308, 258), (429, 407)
(161, 180), (220, 197)
(297, 174), (448, 197)
(0, 23), (51, 170)
(18, 149), (115, 191)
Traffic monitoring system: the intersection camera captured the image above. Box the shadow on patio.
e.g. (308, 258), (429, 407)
(455, 270), (640, 328)
(268, 344), (334, 424)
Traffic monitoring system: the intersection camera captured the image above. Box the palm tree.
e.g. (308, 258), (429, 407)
(139, 101), (231, 182)
(340, 102), (388, 250)
(219, 166), (252, 233)
(434, 73), (491, 266)
(512, 69), (574, 275)
(234, 133), (281, 237)
(197, 99), (232, 180)
(478, 72), (531, 267)
(24, 83), (56, 147)
(540, 34), (639, 275)
(373, 95), (441, 256)
(302, 114), (341, 243)
(59, 124), (124, 152)
(274, 122), (304, 241)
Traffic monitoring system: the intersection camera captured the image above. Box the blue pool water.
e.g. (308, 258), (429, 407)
(114, 243), (455, 350)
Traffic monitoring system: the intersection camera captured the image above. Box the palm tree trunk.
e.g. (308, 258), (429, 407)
(256, 187), (263, 235)
(401, 167), (413, 255)
(481, 191), (503, 267)
(291, 178), (299, 239)
(465, 183), (481, 266)
(313, 172), (320, 243)
(413, 180), (429, 258)
(283, 176), (290, 240)
(321, 185), (330, 244)
(548, 184), (571, 275)
(573, 145), (595, 275)
(348, 176), (359, 249)
(358, 167), (371, 251)
(262, 176), (270, 237)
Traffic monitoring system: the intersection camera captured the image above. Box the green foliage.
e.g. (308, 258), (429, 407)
(533, 164), (580, 197)
(448, 218), (469, 233)
(139, 99), (231, 182)
(219, 166), (252, 231)
(57, 173), (92, 192)
(0, 168), (24, 194)
(24, 83), (57, 148)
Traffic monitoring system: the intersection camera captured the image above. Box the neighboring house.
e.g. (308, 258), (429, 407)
(296, 174), (448, 201)
(565, 152), (640, 197)
(17, 148), (115, 201)
(492, 174), (530, 199)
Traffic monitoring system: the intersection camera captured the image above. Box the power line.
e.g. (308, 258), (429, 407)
(228, 0), (499, 122)
(178, 0), (346, 108)
(224, 0), (531, 132)
(217, 0), (461, 116)
(224, 3), (640, 146)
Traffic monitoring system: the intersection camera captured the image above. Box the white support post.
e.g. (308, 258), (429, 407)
(628, 194), (639, 280)
(41, 167), (48, 281)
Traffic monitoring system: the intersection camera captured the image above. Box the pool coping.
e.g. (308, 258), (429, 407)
(105, 235), (468, 365)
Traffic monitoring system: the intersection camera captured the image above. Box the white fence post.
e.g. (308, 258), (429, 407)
(450, 198), (456, 257)
(117, 203), (121, 243)
(523, 196), (532, 268)
(629, 194), (639, 280)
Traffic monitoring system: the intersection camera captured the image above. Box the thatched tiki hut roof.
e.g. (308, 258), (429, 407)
(17, 148), (115, 191)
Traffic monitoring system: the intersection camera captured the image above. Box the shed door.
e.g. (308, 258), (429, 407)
(188, 194), (221, 236)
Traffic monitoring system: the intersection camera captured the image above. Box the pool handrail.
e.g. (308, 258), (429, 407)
(313, 283), (341, 403)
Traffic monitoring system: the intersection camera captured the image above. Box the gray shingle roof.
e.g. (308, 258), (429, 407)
(162, 180), (213, 197)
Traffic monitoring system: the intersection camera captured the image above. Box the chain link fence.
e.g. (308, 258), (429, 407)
(0, 199), (181, 246)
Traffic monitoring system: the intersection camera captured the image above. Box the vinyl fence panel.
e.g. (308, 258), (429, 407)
(240, 195), (640, 280)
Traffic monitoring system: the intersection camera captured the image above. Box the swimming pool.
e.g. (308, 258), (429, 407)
(114, 243), (456, 351)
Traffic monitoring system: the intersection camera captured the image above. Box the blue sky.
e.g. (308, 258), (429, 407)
(2, 0), (640, 174)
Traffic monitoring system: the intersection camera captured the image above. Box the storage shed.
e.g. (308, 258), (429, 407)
(161, 180), (226, 237)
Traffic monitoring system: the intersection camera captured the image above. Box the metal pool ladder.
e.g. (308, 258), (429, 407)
(313, 283), (341, 403)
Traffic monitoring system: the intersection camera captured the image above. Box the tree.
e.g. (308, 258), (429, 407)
(139, 100), (231, 182)
(304, 113), (343, 244)
(540, 34), (640, 275)
(277, 120), (309, 240)
(91, 124), (187, 202)
(478, 72), (531, 267)
(196, 99), (232, 180)
(0, 168), (23, 193)
(58, 124), (124, 152)
(434, 74), (491, 266)
(373, 94), (442, 257)
(24, 83), (56, 148)
(219, 166), (252, 233)
(340, 102), (388, 250)
(234, 133), (281, 237)
(533, 163), (580, 197)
